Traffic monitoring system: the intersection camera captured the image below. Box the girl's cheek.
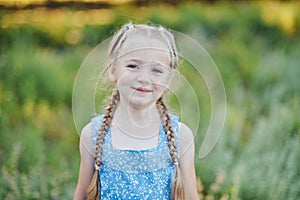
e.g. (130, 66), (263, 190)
(154, 83), (168, 91)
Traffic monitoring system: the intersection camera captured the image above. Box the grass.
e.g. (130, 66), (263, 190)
(0, 1), (300, 199)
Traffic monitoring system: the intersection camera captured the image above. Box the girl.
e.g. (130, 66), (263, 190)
(73, 22), (199, 200)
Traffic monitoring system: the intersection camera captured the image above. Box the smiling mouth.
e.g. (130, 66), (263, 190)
(133, 87), (153, 93)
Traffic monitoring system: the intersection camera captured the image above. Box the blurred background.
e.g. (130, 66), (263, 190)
(0, 0), (300, 199)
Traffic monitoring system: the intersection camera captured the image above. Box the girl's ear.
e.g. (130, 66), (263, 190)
(108, 63), (117, 83)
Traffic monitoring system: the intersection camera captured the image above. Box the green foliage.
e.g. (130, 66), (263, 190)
(1, 1), (300, 199)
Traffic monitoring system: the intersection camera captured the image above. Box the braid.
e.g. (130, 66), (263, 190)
(156, 97), (185, 200)
(87, 90), (120, 200)
(158, 27), (178, 69)
(108, 22), (134, 60)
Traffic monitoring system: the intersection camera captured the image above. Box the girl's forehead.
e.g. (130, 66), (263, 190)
(118, 48), (170, 65)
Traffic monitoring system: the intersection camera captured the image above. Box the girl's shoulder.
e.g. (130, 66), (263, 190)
(90, 114), (105, 147)
(178, 121), (193, 142)
(79, 114), (104, 158)
(169, 114), (193, 147)
(177, 120), (194, 157)
(169, 114), (193, 138)
(79, 122), (95, 158)
(80, 115), (103, 153)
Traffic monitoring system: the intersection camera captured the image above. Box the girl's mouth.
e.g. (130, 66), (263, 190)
(134, 87), (152, 93)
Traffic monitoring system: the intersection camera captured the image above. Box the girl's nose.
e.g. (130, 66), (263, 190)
(136, 69), (151, 84)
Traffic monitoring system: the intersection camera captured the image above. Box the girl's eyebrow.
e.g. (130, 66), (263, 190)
(124, 58), (168, 66)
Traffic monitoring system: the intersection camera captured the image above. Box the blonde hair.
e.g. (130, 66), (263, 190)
(87, 22), (184, 200)
(108, 22), (178, 69)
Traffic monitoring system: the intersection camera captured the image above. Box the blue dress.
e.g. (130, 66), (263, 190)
(91, 115), (179, 200)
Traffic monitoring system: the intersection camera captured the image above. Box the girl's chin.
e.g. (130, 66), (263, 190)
(129, 101), (154, 110)
(118, 90), (163, 109)
(126, 97), (158, 110)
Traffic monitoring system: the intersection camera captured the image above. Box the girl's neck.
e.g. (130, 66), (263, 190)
(114, 101), (160, 128)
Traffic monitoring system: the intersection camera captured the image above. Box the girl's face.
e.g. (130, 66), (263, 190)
(109, 36), (173, 109)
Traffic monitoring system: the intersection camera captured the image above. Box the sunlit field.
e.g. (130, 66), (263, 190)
(1, 1), (300, 199)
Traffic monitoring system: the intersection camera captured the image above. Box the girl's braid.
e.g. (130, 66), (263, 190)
(157, 27), (178, 69)
(87, 90), (120, 200)
(156, 97), (185, 200)
(108, 23), (134, 60)
(156, 98), (179, 164)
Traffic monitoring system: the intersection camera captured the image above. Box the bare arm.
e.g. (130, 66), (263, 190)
(178, 122), (200, 200)
(73, 123), (95, 200)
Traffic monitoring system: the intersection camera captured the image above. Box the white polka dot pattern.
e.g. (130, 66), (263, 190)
(91, 114), (179, 200)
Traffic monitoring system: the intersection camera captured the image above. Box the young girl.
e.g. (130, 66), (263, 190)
(73, 22), (199, 200)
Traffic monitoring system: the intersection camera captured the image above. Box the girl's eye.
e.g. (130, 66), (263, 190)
(126, 64), (138, 70)
(152, 68), (163, 74)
